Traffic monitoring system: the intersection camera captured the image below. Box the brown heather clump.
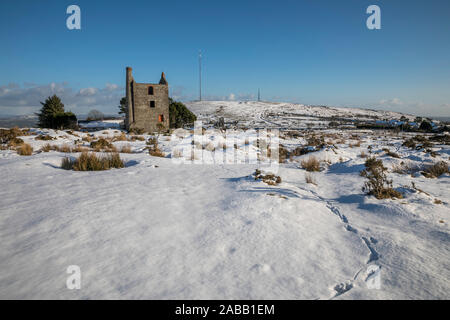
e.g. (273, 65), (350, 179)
(82, 135), (93, 143)
(61, 152), (124, 171)
(349, 140), (361, 148)
(254, 169), (282, 186)
(71, 145), (90, 153)
(119, 144), (132, 153)
(307, 135), (325, 147)
(147, 138), (164, 157)
(360, 157), (403, 199)
(8, 137), (24, 148)
(58, 144), (72, 153)
(129, 135), (145, 141)
(41, 143), (53, 152)
(278, 145), (289, 163)
(305, 172), (317, 185)
(1, 127), (27, 147)
(149, 145), (165, 157)
(17, 143), (33, 156)
(147, 137), (158, 145)
(112, 133), (127, 142)
(422, 161), (449, 178)
(35, 134), (55, 141)
(383, 148), (400, 158)
(301, 156), (321, 172)
(90, 138), (113, 150)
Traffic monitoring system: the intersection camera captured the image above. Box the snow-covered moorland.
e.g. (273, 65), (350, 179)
(0, 101), (449, 299)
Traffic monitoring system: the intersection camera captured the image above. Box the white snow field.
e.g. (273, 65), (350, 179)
(0, 101), (449, 299)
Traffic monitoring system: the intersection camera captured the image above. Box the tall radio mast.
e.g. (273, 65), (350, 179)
(199, 50), (202, 101)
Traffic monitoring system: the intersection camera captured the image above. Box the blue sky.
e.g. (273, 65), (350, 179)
(0, 0), (449, 116)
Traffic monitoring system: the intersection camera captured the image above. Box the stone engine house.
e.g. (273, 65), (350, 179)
(125, 67), (170, 132)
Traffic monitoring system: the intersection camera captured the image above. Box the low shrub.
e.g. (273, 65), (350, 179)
(254, 169), (282, 186)
(129, 135), (145, 141)
(422, 161), (449, 178)
(392, 161), (417, 175)
(90, 138), (115, 151)
(0, 127), (25, 144)
(402, 138), (416, 149)
(119, 145), (132, 153)
(17, 143), (33, 156)
(58, 144), (72, 153)
(61, 152), (124, 171)
(8, 137), (24, 147)
(360, 157), (403, 199)
(305, 172), (317, 185)
(112, 133), (127, 142)
(35, 135), (55, 141)
(307, 135), (325, 148)
(301, 156), (321, 172)
(149, 146), (165, 157)
(384, 149), (400, 158)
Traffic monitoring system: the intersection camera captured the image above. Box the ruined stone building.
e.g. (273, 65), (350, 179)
(125, 67), (170, 132)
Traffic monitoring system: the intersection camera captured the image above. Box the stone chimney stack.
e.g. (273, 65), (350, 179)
(126, 67), (134, 127)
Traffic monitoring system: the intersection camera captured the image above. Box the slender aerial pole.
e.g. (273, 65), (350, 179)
(199, 50), (202, 101)
(258, 88), (260, 102)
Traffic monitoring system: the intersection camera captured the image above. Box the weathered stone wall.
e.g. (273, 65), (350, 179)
(132, 83), (169, 132)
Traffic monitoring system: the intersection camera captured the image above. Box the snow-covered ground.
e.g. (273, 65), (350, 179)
(0, 101), (449, 299)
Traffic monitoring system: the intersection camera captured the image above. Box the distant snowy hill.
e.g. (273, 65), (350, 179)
(185, 100), (417, 129)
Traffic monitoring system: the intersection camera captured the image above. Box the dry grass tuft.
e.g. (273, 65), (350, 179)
(61, 152), (124, 171)
(35, 135), (55, 141)
(147, 139), (165, 157)
(422, 161), (449, 178)
(58, 144), (72, 153)
(112, 133), (127, 142)
(119, 144), (132, 153)
(301, 156), (321, 172)
(17, 143), (33, 156)
(383, 148), (400, 158)
(90, 138), (116, 152)
(305, 172), (317, 185)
